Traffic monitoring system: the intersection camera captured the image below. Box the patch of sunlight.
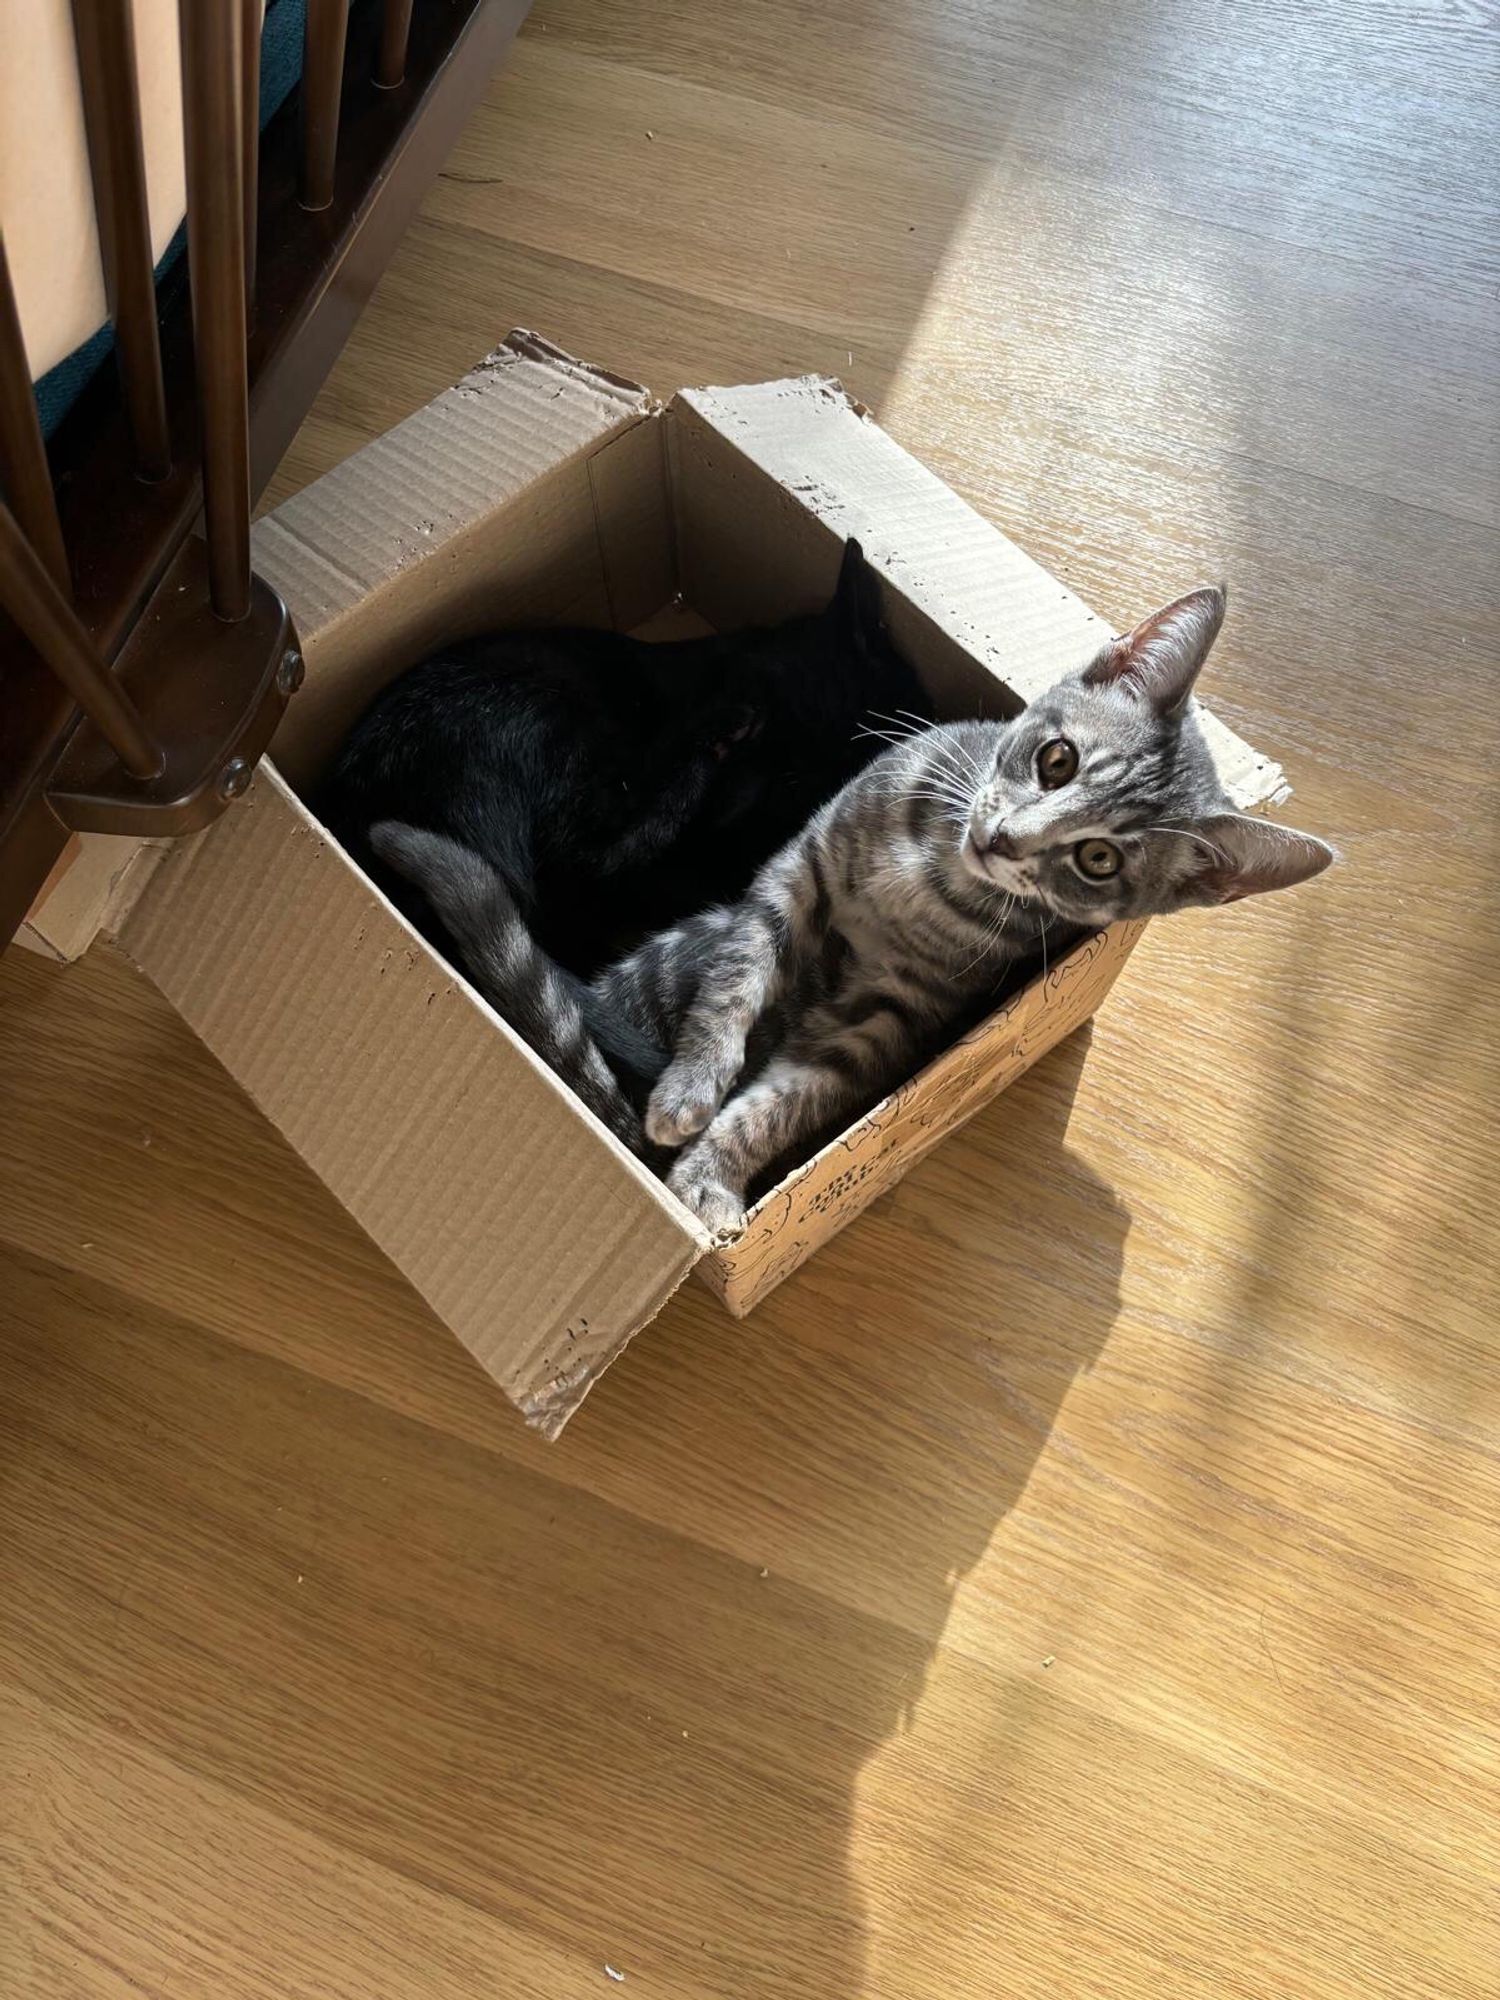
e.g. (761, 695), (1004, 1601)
(879, 151), (1242, 512)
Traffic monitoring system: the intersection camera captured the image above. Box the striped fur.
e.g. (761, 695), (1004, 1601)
(369, 822), (662, 1150)
(374, 587), (1333, 1237)
(625, 724), (1048, 1234)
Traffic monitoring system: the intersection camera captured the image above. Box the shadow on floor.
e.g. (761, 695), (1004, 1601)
(0, 969), (1127, 1996)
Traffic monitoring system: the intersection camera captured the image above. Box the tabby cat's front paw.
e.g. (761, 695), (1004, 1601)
(645, 1070), (722, 1148)
(667, 1160), (745, 1242)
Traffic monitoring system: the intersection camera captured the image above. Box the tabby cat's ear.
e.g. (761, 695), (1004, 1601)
(1183, 812), (1336, 904)
(1083, 584), (1227, 718)
(834, 538), (885, 657)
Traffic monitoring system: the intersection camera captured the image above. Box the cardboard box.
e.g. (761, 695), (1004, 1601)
(81, 332), (1283, 1435)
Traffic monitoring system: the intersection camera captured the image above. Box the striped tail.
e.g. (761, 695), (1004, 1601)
(367, 822), (660, 1154)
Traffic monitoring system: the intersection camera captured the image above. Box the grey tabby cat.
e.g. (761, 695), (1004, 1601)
(373, 585), (1333, 1237)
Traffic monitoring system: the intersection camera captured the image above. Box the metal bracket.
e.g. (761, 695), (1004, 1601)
(47, 536), (299, 837)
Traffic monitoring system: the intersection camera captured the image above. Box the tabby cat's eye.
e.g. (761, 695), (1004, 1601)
(1075, 838), (1123, 880)
(1036, 737), (1078, 789)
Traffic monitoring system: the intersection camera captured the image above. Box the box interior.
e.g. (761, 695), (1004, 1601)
(268, 413), (1020, 806)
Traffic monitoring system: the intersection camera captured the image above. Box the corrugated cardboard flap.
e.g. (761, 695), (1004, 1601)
(254, 329), (651, 635)
(113, 772), (706, 1438)
(252, 330), (658, 795)
(670, 375), (1286, 812)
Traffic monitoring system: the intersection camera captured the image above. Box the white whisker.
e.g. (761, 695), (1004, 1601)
(910, 765), (976, 799)
(865, 709), (929, 740)
(907, 781), (975, 807)
(943, 734), (986, 784)
(957, 888), (1017, 978)
(907, 800), (969, 828)
(936, 738), (986, 793)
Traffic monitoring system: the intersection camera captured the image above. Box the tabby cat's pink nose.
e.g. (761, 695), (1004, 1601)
(985, 826), (1021, 859)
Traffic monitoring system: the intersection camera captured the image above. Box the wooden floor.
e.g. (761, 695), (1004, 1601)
(4, 3), (1497, 1994)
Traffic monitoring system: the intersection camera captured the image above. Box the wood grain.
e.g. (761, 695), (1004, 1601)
(4, 1), (1497, 1994)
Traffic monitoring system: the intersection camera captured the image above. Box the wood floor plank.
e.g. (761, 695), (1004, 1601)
(0, 1682), (634, 2000)
(2, 1249), (1492, 1999)
(446, 38), (1498, 526)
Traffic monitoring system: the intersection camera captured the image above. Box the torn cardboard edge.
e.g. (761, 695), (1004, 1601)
(18, 832), (168, 963)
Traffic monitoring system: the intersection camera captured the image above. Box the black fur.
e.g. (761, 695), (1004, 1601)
(318, 540), (930, 1089)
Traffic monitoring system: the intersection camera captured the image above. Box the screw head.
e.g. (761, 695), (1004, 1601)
(277, 646), (305, 696)
(217, 757), (251, 802)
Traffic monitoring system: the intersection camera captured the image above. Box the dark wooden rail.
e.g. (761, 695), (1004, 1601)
(0, 0), (530, 948)
(378, 0), (418, 88)
(70, 0), (172, 482)
(242, 0), (263, 309)
(0, 237), (71, 593)
(181, 0), (253, 622)
(302, 0), (352, 211)
(0, 500), (162, 781)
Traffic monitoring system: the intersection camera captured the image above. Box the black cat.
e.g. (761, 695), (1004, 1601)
(317, 540), (931, 1110)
